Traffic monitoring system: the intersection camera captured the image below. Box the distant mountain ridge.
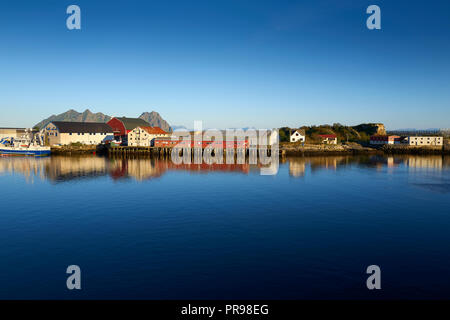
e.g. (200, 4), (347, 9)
(139, 112), (171, 132)
(35, 109), (172, 132)
(34, 109), (111, 129)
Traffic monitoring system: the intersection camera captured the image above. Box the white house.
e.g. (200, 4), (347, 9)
(319, 134), (338, 145)
(290, 130), (306, 143)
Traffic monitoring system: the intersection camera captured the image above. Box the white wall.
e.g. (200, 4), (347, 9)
(407, 136), (443, 146)
(43, 123), (113, 146)
(290, 131), (305, 143)
(128, 127), (169, 146)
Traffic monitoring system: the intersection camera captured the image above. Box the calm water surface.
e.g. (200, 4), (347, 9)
(0, 155), (449, 299)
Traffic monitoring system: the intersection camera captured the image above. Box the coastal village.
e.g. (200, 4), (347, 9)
(0, 113), (449, 156)
(288, 128), (444, 146)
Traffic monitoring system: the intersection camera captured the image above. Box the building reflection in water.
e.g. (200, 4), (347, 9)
(288, 156), (350, 177)
(287, 155), (450, 178)
(0, 154), (449, 183)
(110, 158), (251, 181)
(0, 156), (49, 183)
(46, 156), (110, 182)
(288, 159), (305, 177)
(406, 156), (443, 171)
(0, 155), (252, 183)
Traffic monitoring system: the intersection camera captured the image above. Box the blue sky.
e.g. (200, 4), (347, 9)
(0, 0), (449, 129)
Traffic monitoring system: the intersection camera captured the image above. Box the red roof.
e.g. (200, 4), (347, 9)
(319, 134), (337, 139)
(370, 135), (401, 141)
(140, 126), (168, 135)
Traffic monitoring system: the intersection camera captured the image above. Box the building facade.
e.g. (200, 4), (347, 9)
(0, 128), (27, 139)
(106, 117), (151, 144)
(128, 126), (170, 146)
(152, 137), (250, 149)
(404, 136), (443, 146)
(370, 135), (402, 145)
(319, 134), (337, 144)
(290, 130), (306, 143)
(43, 121), (113, 146)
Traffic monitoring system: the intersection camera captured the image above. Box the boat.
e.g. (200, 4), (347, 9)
(0, 129), (51, 156)
(110, 139), (122, 147)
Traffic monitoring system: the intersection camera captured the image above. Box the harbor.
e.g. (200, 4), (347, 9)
(2, 116), (450, 159)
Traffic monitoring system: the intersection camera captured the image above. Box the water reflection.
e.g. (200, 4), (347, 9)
(286, 155), (450, 194)
(287, 155), (450, 177)
(0, 156), (252, 183)
(0, 155), (449, 183)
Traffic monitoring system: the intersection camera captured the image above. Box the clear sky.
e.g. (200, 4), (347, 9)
(0, 0), (449, 129)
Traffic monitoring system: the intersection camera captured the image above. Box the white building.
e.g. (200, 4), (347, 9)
(319, 134), (338, 145)
(290, 130), (306, 143)
(128, 126), (170, 147)
(0, 128), (27, 139)
(404, 136), (443, 146)
(44, 121), (114, 146)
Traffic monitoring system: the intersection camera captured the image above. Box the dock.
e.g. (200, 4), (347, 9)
(107, 146), (280, 158)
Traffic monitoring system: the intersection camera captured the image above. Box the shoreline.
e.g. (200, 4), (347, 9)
(281, 145), (450, 156)
(47, 143), (450, 157)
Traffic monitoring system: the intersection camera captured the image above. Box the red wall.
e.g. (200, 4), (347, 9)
(153, 139), (249, 149)
(107, 118), (126, 137)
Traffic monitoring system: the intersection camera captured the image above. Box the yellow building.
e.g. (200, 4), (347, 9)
(128, 126), (170, 147)
(319, 134), (338, 144)
(405, 136), (443, 146)
(44, 121), (113, 146)
(0, 127), (26, 139)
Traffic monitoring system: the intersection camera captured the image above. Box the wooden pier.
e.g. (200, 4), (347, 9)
(109, 146), (171, 157)
(107, 146), (281, 158)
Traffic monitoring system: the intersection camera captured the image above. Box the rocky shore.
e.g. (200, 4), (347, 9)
(50, 144), (103, 155)
(279, 141), (450, 156)
(50, 141), (449, 157)
(279, 142), (380, 156)
(381, 144), (449, 155)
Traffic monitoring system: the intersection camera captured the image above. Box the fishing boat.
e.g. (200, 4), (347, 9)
(0, 129), (51, 156)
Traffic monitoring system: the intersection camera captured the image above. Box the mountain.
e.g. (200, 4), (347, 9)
(390, 128), (440, 133)
(139, 111), (172, 132)
(35, 109), (172, 132)
(172, 125), (190, 131)
(34, 109), (111, 129)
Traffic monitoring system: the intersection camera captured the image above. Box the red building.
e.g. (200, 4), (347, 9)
(107, 117), (150, 141)
(370, 135), (402, 145)
(318, 134), (337, 144)
(153, 137), (249, 149)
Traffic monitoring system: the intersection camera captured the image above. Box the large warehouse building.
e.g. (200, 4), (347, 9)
(43, 121), (114, 146)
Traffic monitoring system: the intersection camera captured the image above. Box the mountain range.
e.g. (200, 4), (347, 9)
(35, 109), (172, 132)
